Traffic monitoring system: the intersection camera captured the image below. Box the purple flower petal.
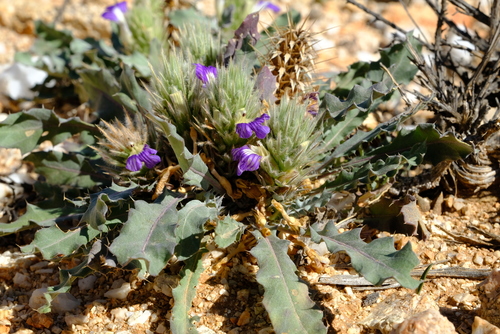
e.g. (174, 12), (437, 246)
(236, 123), (253, 139)
(249, 114), (271, 139)
(303, 92), (319, 116)
(256, 1), (280, 13)
(194, 63), (217, 84)
(138, 144), (161, 168)
(115, 1), (128, 13)
(126, 154), (142, 172)
(236, 113), (270, 139)
(232, 145), (262, 176)
(251, 123), (270, 139)
(102, 1), (128, 22)
(125, 144), (160, 171)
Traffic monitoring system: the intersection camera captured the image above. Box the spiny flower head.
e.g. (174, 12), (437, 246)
(92, 113), (159, 173)
(125, 0), (166, 54)
(259, 95), (322, 188)
(191, 61), (262, 159)
(262, 16), (318, 101)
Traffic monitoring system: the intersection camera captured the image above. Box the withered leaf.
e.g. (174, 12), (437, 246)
(255, 66), (277, 103)
(224, 12), (260, 64)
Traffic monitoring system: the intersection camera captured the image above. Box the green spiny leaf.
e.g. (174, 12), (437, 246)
(171, 249), (207, 334)
(332, 33), (421, 95)
(321, 108), (369, 152)
(25, 151), (109, 188)
(77, 67), (126, 120)
(323, 81), (391, 120)
(119, 52), (151, 77)
(368, 123), (472, 165)
(214, 216), (246, 248)
(310, 222), (421, 289)
(117, 64), (152, 113)
(80, 183), (137, 230)
(0, 203), (84, 236)
(0, 109), (96, 154)
(109, 192), (185, 276)
(320, 110), (414, 169)
(175, 200), (217, 261)
(21, 225), (100, 259)
(0, 112), (43, 153)
(251, 232), (327, 334)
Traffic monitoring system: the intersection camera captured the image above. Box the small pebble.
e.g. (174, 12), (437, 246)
(29, 261), (48, 271)
(78, 275), (97, 291)
(450, 293), (468, 306)
(104, 282), (132, 300)
(156, 322), (167, 334)
(456, 253), (468, 262)
(258, 328), (274, 334)
(13, 273), (31, 289)
(51, 293), (81, 313)
(64, 314), (88, 326)
(236, 289), (249, 302)
(29, 288), (48, 310)
(197, 325), (218, 334)
(472, 316), (500, 334)
(127, 310), (152, 326)
(26, 312), (53, 329)
(153, 274), (178, 297)
(362, 292), (380, 307)
(237, 308), (251, 326)
(110, 307), (130, 321)
(34, 269), (53, 274)
(473, 254), (484, 266)
(50, 326), (63, 334)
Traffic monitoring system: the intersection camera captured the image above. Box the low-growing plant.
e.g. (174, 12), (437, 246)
(348, 0), (500, 196)
(0, 1), (473, 333)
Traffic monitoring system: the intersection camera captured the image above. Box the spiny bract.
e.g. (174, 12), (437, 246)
(263, 16), (317, 101)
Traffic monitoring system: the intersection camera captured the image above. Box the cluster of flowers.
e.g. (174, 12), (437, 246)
(101, 1), (278, 174)
(195, 64), (270, 176)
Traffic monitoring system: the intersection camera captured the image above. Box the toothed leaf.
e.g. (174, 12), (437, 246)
(171, 250), (207, 334)
(21, 225), (100, 259)
(109, 192), (185, 276)
(175, 200), (217, 261)
(251, 232), (327, 334)
(310, 222), (421, 289)
(214, 216), (246, 248)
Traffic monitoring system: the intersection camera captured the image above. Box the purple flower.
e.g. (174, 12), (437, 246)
(236, 114), (270, 139)
(232, 145), (262, 176)
(303, 92), (319, 116)
(255, 1), (280, 13)
(126, 144), (161, 172)
(194, 63), (217, 84)
(102, 1), (128, 23)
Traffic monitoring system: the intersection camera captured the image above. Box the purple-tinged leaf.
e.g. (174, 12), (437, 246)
(224, 12), (260, 64)
(255, 66), (277, 103)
